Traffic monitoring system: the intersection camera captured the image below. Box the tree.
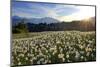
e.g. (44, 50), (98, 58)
(12, 19), (29, 33)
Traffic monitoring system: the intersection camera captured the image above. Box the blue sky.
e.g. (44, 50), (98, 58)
(12, 1), (95, 21)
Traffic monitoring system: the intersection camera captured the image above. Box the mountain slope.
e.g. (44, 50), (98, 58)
(12, 16), (60, 26)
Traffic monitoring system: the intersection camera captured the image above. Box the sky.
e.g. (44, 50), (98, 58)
(12, 1), (95, 22)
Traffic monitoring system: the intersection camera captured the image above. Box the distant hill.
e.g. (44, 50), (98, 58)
(12, 16), (22, 26)
(12, 16), (60, 26)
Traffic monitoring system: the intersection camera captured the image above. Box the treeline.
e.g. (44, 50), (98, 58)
(12, 18), (95, 33)
(12, 20), (28, 33)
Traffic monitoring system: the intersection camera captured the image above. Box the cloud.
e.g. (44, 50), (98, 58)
(12, 1), (59, 18)
(12, 1), (95, 22)
(58, 6), (95, 22)
(35, 4), (80, 19)
(54, 5), (79, 16)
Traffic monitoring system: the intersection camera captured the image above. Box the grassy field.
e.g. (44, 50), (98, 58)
(12, 31), (96, 66)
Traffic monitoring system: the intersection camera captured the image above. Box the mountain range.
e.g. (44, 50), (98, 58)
(12, 16), (60, 26)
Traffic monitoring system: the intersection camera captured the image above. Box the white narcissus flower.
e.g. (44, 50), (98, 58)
(66, 54), (69, 58)
(86, 52), (90, 57)
(85, 47), (88, 52)
(81, 56), (84, 59)
(56, 40), (61, 44)
(88, 48), (92, 52)
(58, 53), (64, 59)
(30, 59), (33, 63)
(53, 50), (57, 55)
(75, 51), (80, 59)
(25, 57), (28, 60)
(85, 47), (92, 52)
(37, 61), (40, 64)
(79, 45), (84, 49)
(62, 58), (65, 62)
(18, 62), (21, 65)
(88, 40), (93, 44)
(12, 31), (95, 65)
(33, 57), (37, 60)
(48, 60), (51, 63)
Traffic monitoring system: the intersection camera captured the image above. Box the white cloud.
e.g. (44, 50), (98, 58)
(59, 6), (95, 22)
(42, 4), (79, 20)
(42, 7), (58, 18)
